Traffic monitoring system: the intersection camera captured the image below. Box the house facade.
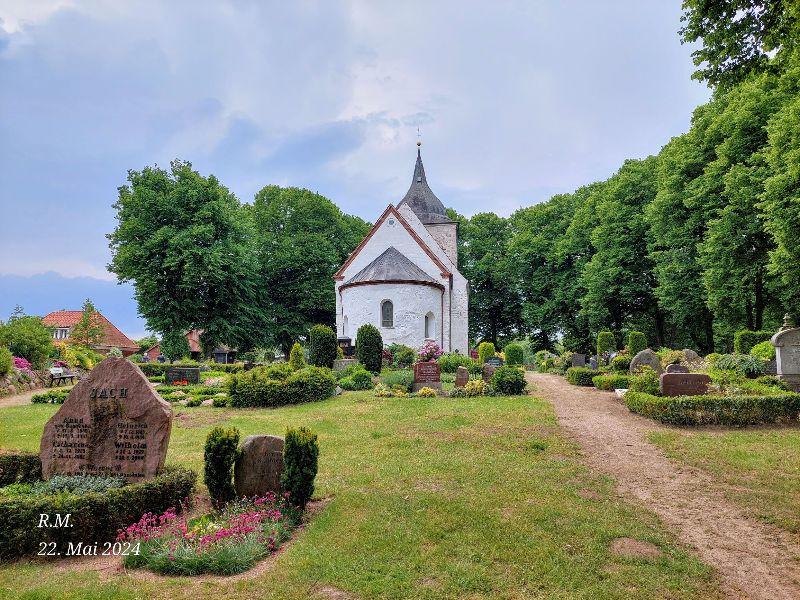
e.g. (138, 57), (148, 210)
(42, 310), (140, 357)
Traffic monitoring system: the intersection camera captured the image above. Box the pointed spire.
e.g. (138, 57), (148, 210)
(397, 143), (452, 224)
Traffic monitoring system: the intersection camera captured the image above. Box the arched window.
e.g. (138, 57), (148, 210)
(342, 316), (348, 336)
(424, 311), (435, 339)
(381, 300), (393, 328)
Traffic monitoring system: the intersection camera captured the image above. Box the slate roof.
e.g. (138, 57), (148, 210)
(343, 246), (442, 287)
(397, 149), (453, 224)
(42, 310), (139, 350)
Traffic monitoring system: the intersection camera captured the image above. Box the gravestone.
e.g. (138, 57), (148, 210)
(485, 356), (504, 367)
(164, 366), (200, 385)
(482, 364), (497, 382)
(589, 356), (598, 370)
(234, 435), (284, 498)
(333, 358), (358, 371)
(659, 373), (711, 397)
(665, 364), (689, 374)
(682, 349), (700, 362)
(630, 349), (663, 375)
(455, 366), (469, 387)
(571, 353), (586, 368)
(413, 361), (441, 391)
(771, 318), (800, 391)
(40, 357), (171, 482)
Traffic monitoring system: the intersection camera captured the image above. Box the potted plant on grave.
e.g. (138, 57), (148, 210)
(417, 340), (443, 363)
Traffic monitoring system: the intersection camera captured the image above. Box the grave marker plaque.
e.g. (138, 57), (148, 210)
(165, 366), (200, 385)
(659, 373), (711, 397)
(572, 353), (586, 368)
(234, 435), (284, 498)
(40, 357), (171, 482)
(485, 357), (504, 367)
(413, 361), (441, 391)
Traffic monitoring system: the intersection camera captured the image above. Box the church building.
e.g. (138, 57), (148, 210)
(334, 145), (469, 354)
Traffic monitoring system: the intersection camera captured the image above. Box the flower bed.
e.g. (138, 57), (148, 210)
(120, 493), (299, 575)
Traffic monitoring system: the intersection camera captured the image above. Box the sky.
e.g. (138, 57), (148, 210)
(0, 0), (711, 339)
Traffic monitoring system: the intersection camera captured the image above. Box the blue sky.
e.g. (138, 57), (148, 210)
(0, 1), (710, 339)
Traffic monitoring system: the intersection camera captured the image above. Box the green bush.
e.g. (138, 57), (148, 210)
(0, 453), (42, 486)
(626, 331), (647, 356)
(389, 344), (416, 368)
(592, 374), (632, 391)
(0, 315), (53, 368)
(478, 342), (496, 365)
(356, 324), (383, 374)
(629, 366), (660, 395)
(204, 426), (240, 508)
(754, 375), (792, 391)
(289, 342), (306, 370)
(611, 355), (631, 372)
(490, 366), (526, 395)
(750, 340), (776, 360)
(281, 427), (319, 509)
(161, 330), (190, 362)
(713, 354), (765, 378)
(381, 369), (415, 392)
(31, 389), (70, 404)
(228, 365), (335, 408)
(504, 343), (524, 366)
(596, 331), (616, 360)
(0, 347), (12, 376)
(734, 330), (774, 355)
(211, 394), (229, 408)
(565, 367), (601, 386)
(29, 475), (126, 496)
(284, 367), (337, 402)
(185, 397), (202, 407)
(624, 391), (800, 427)
(308, 324), (337, 368)
(338, 366), (374, 390)
(437, 352), (474, 373)
(0, 466), (196, 561)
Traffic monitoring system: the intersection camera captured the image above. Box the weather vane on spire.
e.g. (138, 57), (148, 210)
(416, 126), (421, 147)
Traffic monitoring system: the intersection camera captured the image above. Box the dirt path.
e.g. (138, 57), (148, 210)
(527, 372), (800, 600)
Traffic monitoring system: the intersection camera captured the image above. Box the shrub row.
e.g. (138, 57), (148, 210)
(31, 389), (71, 404)
(0, 465), (197, 561)
(227, 365), (336, 408)
(592, 374), (632, 391)
(437, 352), (473, 373)
(137, 362), (244, 377)
(565, 367), (601, 386)
(0, 452), (41, 487)
(624, 392), (800, 427)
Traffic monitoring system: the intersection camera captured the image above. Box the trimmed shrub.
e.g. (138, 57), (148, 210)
(750, 340), (776, 361)
(227, 364), (333, 408)
(611, 355), (631, 372)
(437, 352), (473, 373)
(284, 367), (337, 402)
(754, 375), (792, 391)
(0, 452), (42, 486)
(734, 330), (774, 355)
(281, 427), (319, 509)
(211, 394), (229, 407)
(185, 397), (202, 407)
(0, 466), (196, 561)
(308, 325), (337, 368)
(478, 342), (496, 365)
(629, 367), (660, 395)
(289, 342), (306, 370)
(204, 426), (240, 508)
(388, 344), (415, 368)
(596, 331), (616, 360)
(356, 324), (383, 374)
(31, 389), (70, 404)
(337, 366), (374, 391)
(624, 391), (800, 427)
(504, 343), (524, 366)
(592, 374), (632, 391)
(0, 347), (12, 376)
(713, 354), (765, 378)
(626, 331), (647, 356)
(565, 367), (601, 386)
(491, 366), (526, 395)
(381, 369), (414, 392)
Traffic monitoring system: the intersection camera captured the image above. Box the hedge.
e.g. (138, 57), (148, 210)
(624, 392), (800, 427)
(228, 365), (336, 408)
(490, 366), (526, 395)
(0, 465), (197, 561)
(592, 374), (632, 391)
(0, 452), (41, 486)
(437, 352), (474, 373)
(597, 331), (616, 359)
(308, 324), (337, 368)
(565, 367), (601, 386)
(504, 343), (524, 366)
(626, 331), (647, 356)
(733, 330), (774, 355)
(137, 363), (244, 377)
(31, 389), (71, 404)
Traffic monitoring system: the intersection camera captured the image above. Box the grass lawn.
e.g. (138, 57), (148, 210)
(0, 390), (721, 599)
(650, 428), (800, 536)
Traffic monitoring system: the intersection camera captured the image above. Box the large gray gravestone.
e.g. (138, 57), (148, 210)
(772, 320), (800, 391)
(40, 357), (172, 482)
(234, 435), (285, 498)
(572, 353), (586, 368)
(630, 349), (663, 375)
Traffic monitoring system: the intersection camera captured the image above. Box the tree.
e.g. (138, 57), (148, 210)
(69, 299), (105, 347)
(252, 186), (369, 357)
(308, 324), (337, 368)
(161, 330), (189, 362)
(108, 160), (262, 353)
(135, 334), (159, 353)
(680, 0), (800, 88)
(0, 312), (53, 368)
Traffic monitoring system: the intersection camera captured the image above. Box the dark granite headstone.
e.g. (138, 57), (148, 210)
(571, 353), (586, 368)
(665, 364), (689, 374)
(234, 435), (284, 498)
(659, 373), (711, 397)
(455, 366), (469, 387)
(165, 366), (200, 385)
(485, 357), (504, 367)
(40, 357), (172, 482)
(413, 361), (441, 391)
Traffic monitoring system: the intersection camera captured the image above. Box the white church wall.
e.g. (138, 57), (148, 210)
(340, 283), (443, 350)
(424, 222), (458, 265)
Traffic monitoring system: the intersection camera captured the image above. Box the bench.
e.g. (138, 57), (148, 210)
(48, 367), (78, 387)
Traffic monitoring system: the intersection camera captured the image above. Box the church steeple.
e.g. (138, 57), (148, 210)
(397, 145), (452, 224)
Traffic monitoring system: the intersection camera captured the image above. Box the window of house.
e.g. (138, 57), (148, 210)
(381, 300), (393, 328)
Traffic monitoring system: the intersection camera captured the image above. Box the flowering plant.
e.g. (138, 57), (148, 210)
(119, 493), (299, 575)
(417, 340), (443, 362)
(52, 360), (68, 368)
(13, 356), (32, 371)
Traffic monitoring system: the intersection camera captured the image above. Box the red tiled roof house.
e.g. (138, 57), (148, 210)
(42, 310), (140, 357)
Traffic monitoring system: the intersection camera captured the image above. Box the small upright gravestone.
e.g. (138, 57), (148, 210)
(455, 366), (469, 387)
(630, 349), (663, 375)
(665, 364), (689, 374)
(40, 357), (172, 482)
(164, 366), (200, 385)
(234, 435), (284, 498)
(413, 361), (441, 392)
(482, 364), (497, 382)
(659, 373), (711, 397)
(589, 356), (598, 370)
(572, 353), (586, 368)
(772, 316), (800, 391)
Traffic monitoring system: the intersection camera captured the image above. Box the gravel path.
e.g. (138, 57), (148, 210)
(0, 386), (70, 409)
(527, 372), (800, 600)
